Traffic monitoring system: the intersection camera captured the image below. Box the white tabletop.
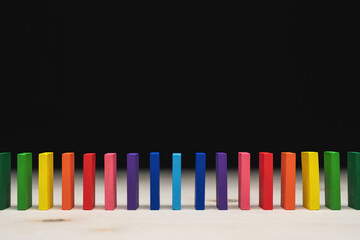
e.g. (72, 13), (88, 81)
(0, 170), (358, 240)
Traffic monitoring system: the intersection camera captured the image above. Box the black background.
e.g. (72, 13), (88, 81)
(3, 1), (353, 169)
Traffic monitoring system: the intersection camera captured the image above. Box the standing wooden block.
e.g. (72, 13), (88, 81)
(301, 151), (320, 210)
(127, 153), (139, 210)
(172, 153), (181, 210)
(39, 152), (53, 210)
(347, 152), (360, 210)
(105, 153), (117, 210)
(281, 152), (296, 210)
(150, 152), (160, 210)
(259, 152), (273, 210)
(83, 153), (96, 210)
(0, 152), (11, 210)
(216, 152), (228, 210)
(195, 152), (206, 210)
(238, 152), (250, 210)
(17, 153), (32, 210)
(62, 152), (74, 210)
(324, 151), (341, 210)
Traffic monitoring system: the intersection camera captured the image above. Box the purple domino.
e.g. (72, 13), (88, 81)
(127, 153), (139, 210)
(216, 152), (228, 210)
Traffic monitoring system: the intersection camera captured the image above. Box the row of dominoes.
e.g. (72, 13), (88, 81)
(0, 151), (359, 211)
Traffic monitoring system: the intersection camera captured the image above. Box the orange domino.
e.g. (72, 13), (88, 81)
(62, 152), (75, 210)
(281, 152), (296, 210)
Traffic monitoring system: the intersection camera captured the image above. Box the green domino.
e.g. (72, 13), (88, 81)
(348, 152), (360, 210)
(324, 151), (341, 210)
(17, 153), (32, 210)
(0, 152), (11, 210)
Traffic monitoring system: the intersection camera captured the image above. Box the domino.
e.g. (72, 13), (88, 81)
(259, 152), (273, 210)
(172, 153), (181, 210)
(324, 151), (341, 210)
(0, 152), (11, 210)
(17, 153), (32, 210)
(83, 153), (96, 210)
(348, 152), (360, 210)
(301, 151), (320, 210)
(150, 152), (160, 210)
(216, 152), (228, 210)
(105, 153), (117, 210)
(39, 152), (53, 210)
(195, 152), (206, 210)
(238, 152), (250, 210)
(127, 153), (139, 210)
(62, 152), (74, 210)
(281, 152), (296, 210)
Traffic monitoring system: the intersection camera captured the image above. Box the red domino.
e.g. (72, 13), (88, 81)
(83, 153), (96, 210)
(259, 152), (273, 210)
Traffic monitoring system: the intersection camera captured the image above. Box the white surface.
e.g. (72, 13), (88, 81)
(0, 170), (359, 240)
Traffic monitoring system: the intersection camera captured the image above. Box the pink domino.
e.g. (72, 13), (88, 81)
(238, 152), (250, 210)
(104, 153), (117, 210)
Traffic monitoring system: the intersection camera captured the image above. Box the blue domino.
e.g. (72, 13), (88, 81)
(150, 152), (160, 210)
(172, 153), (181, 210)
(195, 153), (206, 210)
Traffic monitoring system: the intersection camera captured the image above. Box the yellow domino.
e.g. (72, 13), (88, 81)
(39, 152), (54, 210)
(301, 151), (320, 210)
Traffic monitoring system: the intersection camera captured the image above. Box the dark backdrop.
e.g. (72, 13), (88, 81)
(3, 1), (353, 169)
